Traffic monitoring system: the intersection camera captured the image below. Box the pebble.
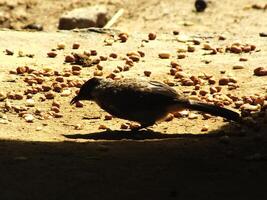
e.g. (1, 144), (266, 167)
(24, 114), (34, 122)
(159, 52), (171, 59)
(61, 89), (72, 97)
(57, 42), (66, 50)
(26, 99), (35, 107)
(72, 43), (80, 49)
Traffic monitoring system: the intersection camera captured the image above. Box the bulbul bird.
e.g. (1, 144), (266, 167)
(70, 77), (241, 129)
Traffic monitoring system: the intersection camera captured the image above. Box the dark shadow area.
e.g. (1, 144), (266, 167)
(1, 112), (266, 200)
(63, 128), (227, 140)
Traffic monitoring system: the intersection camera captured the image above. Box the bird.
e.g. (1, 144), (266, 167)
(70, 77), (241, 130)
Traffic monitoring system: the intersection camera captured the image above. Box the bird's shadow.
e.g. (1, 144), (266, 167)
(63, 128), (229, 141)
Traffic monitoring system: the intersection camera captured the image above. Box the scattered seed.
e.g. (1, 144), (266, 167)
(144, 71), (151, 77)
(24, 114), (34, 123)
(75, 101), (83, 108)
(254, 67), (267, 76)
(233, 65), (244, 70)
(177, 54), (186, 59)
(120, 123), (129, 129)
(47, 52), (57, 58)
(201, 125), (209, 132)
(26, 99), (35, 107)
(239, 57), (248, 62)
(109, 53), (118, 59)
(65, 55), (75, 63)
(148, 32), (156, 40)
(99, 124), (108, 130)
(45, 92), (55, 99)
(159, 52), (171, 59)
(72, 42), (80, 49)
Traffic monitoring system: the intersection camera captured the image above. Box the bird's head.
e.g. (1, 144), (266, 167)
(70, 77), (101, 105)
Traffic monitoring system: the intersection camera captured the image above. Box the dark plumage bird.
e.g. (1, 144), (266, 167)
(71, 77), (241, 129)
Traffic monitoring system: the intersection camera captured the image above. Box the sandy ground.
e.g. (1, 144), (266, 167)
(0, 0), (267, 199)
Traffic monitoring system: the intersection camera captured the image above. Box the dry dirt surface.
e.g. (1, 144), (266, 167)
(0, 0), (267, 200)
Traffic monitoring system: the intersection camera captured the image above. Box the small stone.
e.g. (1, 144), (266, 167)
(24, 114), (34, 122)
(187, 46), (195, 52)
(61, 89), (72, 97)
(58, 5), (108, 30)
(26, 99), (35, 107)
(188, 113), (198, 119)
(57, 42), (66, 50)
(219, 77), (230, 85)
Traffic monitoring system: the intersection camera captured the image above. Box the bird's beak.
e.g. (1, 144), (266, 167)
(70, 96), (79, 105)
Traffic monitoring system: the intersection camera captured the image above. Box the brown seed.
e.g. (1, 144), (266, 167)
(173, 30), (179, 35)
(99, 56), (108, 61)
(250, 45), (256, 51)
(54, 113), (63, 118)
(45, 92), (55, 99)
(144, 71), (152, 77)
(109, 53), (118, 59)
(14, 93), (24, 100)
(94, 70), (103, 76)
(72, 70), (81, 76)
(203, 43), (212, 50)
(125, 59), (134, 66)
(90, 50), (97, 56)
(233, 65), (244, 70)
(219, 78), (229, 85)
(210, 86), (217, 94)
(208, 78), (216, 85)
(123, 65), (130, 71)
(218, 35), (226, 40)
(16, 66), (27, 74)
(182, 79), (194, 86)
(165, 114), (174, 122)
(72, 65), (82, 71)
(230, 45), (242, 54)
(99, 124), (108, 130)
(51, 106), (60, 113)
(148, 32), (156, 40)
(129, 55), (140, 62)
(137, 51), (145, 57)
(177, 54), (186, 59)
(55, 76), (64, 83)
(187, 46), (195, 52)
(65, 55), (75, 63)
(159, 52), (171, 59)
(254, 67), (267, 76)
(175, 71), (187, 79)
(242, 45), (251, 53)
(47, 52), (57, 58)
(72, 43), (80, 49)
(118, 33), (128, 42)
(239, 57), (248, 62)
(199, 90), (208, 96)
(104, 114), (113, 120)
(96, 64), (103, 70)
(201, 125), (209, 132)
(120, 123), (129, 129)
(52, 100), (60, 108)
(75, 101), (83, 108)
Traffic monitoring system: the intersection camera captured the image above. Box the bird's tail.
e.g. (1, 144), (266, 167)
(177, 100), (241, 122)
